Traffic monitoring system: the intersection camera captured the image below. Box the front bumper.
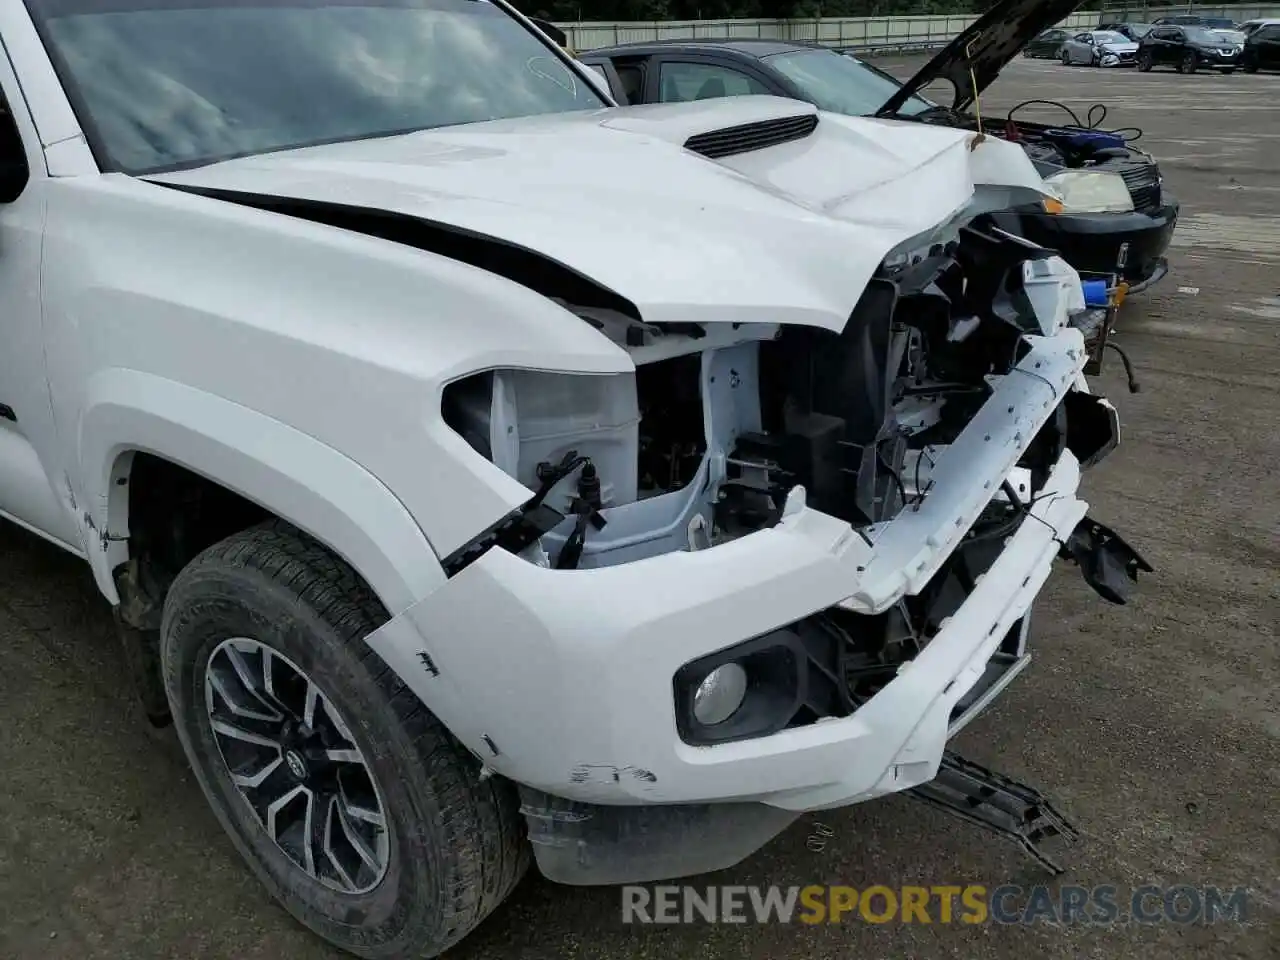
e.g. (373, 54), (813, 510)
(1099, 50), (1139, 66)
(990, 198), (1179, 291)
(366, 328), (1099, 811)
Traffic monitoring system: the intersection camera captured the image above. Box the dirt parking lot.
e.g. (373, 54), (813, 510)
(2, 55), (1278, 960)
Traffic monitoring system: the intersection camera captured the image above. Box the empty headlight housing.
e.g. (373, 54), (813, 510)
(1043, 170), (1135, 214)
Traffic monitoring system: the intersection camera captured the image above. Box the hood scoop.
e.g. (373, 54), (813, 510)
(684, 114), (818, 159)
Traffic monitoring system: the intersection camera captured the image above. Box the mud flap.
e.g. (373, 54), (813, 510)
(1060, 517), (1154, 604)
(907, 751), (1080, 875)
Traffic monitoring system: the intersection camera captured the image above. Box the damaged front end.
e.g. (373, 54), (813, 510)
(366, 219), (1151, 886)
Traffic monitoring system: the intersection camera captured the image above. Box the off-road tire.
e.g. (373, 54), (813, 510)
(161, 521), (530, 958)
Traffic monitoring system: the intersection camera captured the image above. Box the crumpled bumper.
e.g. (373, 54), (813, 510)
(364, 326), (1101, 818)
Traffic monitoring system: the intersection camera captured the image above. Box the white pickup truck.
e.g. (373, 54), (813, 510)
(0, 0), (1152, 955)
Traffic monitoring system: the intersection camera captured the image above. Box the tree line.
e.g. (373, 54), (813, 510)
(528, 1), (992, 25)
(525, 1), (1254, 24)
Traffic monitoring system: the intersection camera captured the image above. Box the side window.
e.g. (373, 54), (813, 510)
(657, 61), (769, 104)
(1259, 26), (1280, 40)
(1172, 30), (1186, 41)
(614, 63), (644, 105)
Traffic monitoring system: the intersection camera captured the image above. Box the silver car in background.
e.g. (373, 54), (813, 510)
(1060, 29), (1141, 66)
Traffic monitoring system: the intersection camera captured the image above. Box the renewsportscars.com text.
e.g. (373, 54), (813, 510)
(621, 884), (1250, 926)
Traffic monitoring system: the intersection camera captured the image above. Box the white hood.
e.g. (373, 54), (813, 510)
(1100, 40), (1140, 54)
(151, 97), (1052, 332)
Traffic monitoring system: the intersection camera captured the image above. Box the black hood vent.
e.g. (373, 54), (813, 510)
(684, 114), (818, 159)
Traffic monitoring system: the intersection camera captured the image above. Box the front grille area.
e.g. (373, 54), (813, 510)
(1119, 162), (1162, 213)
(684, 114), (819, 159)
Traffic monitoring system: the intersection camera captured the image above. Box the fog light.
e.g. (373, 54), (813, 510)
(692, 663), (748, 725)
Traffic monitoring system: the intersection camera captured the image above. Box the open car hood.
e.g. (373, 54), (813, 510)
(878, 0), (1085, 116)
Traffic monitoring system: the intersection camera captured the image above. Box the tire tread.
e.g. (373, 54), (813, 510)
(175, 519), (529, 956)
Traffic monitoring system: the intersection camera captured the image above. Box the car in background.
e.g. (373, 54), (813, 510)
(1240, 18), (1280, 36)
(1242, 21), (1280, 72)
(581, 0), (1178, 294)
(1059, 30), (1140, 66)
(1208, 27), (1248, 47)
(1138, 24), (1242, 73)
(1152, 15), (1238, 29)
(1023, 27), (1071, 57)
(1097, 21), (1153, 41)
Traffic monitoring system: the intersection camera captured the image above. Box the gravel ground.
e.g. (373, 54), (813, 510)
(1, 56), (1277, 960)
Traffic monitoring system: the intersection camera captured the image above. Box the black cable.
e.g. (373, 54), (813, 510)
(957, 478), (1066, 551)
(1105, 341), (1142, 393)
(1006, 98), (1144, 143)
(877, 444), (910, 512)
(913, 446), (928, 505)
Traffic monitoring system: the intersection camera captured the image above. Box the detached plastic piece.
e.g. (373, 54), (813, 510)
(908, 751), (1080, 875)
(1061, 517), (1155, 604)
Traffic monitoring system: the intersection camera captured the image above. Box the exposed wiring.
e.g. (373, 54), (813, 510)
(877, 444), (910, 511)
(911, 444), (937, 508)
(957, 479), (1064, 551)
(1006, 98), (1144, 143)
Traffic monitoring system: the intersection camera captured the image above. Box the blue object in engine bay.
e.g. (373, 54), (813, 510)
(1043, 128), (1129, 152)
(1082, 279), (1110, 307)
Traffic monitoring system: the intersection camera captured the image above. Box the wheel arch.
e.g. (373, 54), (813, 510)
(79, 368), (446, 620)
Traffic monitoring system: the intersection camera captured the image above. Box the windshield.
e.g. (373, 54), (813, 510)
(1203, 18), (1236, 29)
(1185, 26), (1226, 42)
(24, 0), (605, 174)
(766, 48), (934, 118)
(1093, 32), (1128, 44)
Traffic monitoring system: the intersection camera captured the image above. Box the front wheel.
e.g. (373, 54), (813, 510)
(1242, 61), (1258, 73)
(1138, 50), (1154, 71)
(161, 522), (530, 958)
(1180, 51), (1198, 73)
(1062, 50), (1072, 65)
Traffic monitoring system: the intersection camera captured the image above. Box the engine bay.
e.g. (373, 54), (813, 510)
(442, 221), (1084, 578)
(915, 104), (1163, 212)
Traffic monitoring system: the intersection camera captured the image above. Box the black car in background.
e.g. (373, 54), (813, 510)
(1151, 15), (1238, 29)
(1097, 21), (1153, 41)
(581, 0), (1178, 293)
(1242, 22), (1280, 72)
(1023, 27), (1071, 57)
(1138, 24), (1242, 73)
